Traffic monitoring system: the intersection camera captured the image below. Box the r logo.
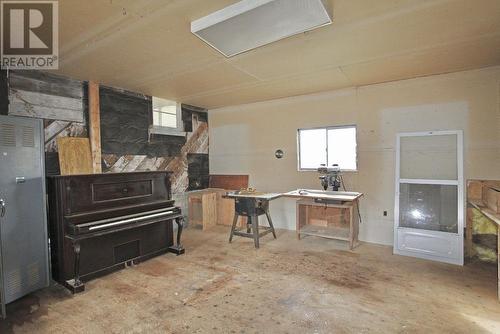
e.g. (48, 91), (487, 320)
(1, 1), (58, 69)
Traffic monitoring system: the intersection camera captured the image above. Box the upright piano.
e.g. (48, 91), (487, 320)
(47, 171), (184, 293)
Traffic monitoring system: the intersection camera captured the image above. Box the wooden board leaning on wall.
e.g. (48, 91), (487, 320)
(57, 137), (93, 175)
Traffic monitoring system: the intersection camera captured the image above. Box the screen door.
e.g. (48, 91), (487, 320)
(394, 130), (463, 265)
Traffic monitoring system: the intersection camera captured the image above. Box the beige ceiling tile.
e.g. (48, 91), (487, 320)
(138, 62), (260, 100)
(331, 0), (422, 26)
(55, 0), (500, 108)
(59, 0), (138, 45)
(183, 67), (351, 109)
(228, 0), (500, 80)
(341, 35), (500, 86)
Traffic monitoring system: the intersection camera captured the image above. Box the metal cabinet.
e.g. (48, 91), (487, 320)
(0, 115), (49, 318)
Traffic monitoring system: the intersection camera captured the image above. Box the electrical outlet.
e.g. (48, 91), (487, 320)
(383, 211), (388, 217)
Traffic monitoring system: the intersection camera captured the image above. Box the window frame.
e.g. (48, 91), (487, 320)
(297, 124), (358, 172)
(150, 100), (185, 137)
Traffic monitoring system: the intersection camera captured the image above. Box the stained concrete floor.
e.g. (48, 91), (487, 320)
(1, 226), (500, 334)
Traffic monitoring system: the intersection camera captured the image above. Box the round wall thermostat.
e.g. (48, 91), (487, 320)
(275, 149), (284, 159)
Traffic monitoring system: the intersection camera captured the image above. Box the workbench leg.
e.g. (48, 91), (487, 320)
(349, 206), (354, 250)
(265, 209), (277, 239)
(229, 213), (239, 243)
(252, 215), (259, 248)
(296, 201), (301, 240)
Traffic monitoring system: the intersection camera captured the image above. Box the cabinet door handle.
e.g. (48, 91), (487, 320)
(0, 199), (5, 218)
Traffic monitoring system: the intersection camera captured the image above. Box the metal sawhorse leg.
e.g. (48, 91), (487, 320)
(229, 208), (276, 248)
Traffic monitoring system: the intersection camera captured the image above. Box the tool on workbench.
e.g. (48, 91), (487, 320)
(318, 164), (342, 191)
(317, 164), (362, 224)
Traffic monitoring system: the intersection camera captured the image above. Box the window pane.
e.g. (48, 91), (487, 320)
(399, 183), (458, 233)
(299, 129), (327, 169)
(152, 97), (178, 129)
(161, 105), (177, 115)
(400, 134), (457, 180)
(160, 113), (177, 128)
(327, 127), (356, 170)
(152, 111), (160, 126)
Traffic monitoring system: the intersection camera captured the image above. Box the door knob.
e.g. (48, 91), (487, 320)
(0, 199), (5, 218)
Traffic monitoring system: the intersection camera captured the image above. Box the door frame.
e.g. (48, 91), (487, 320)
(393, 130), (464, 265)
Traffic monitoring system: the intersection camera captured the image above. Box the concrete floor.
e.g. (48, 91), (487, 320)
(1, 226), (500, 334)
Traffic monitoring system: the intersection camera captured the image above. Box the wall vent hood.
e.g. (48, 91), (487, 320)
(191, 0), (332, 58)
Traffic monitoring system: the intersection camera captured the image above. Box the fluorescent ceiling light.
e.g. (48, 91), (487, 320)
(191, 0), (332, 57)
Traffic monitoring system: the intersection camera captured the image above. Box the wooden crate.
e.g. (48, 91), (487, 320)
(188, 191), (217, 230)
(216, 192), (246, 227)
(483, 184), (500, 214)
(467, 180), (500, 214)
(188, 189), (246, 230)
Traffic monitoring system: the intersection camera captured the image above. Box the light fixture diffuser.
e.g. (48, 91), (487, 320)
(191, 0), (332, 57)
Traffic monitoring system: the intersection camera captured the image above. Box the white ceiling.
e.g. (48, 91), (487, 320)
(56, 0), (500, 109)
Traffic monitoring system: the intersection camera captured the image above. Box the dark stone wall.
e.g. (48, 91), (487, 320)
(99, 86), (188, 157)
(100, 86), (152, 155)
(187, 153), (209, 190)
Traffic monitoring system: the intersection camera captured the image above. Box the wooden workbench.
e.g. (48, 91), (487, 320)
(283, 190), (363, 249)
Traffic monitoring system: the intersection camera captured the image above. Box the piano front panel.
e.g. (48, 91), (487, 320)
(61, 172), (171, 215)
(62, 219), (173, 281)
(92, 179), (153, 202)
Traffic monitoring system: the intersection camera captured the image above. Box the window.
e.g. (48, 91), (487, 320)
(151, 96), (184, 136)
(298, 125), (357, 171)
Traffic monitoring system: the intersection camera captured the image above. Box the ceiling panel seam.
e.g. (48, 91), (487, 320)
(178, 32), (500, 101)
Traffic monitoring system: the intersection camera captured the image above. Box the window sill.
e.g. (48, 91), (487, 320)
(149, 126), (186, 137)
(298, 168), (358, 173)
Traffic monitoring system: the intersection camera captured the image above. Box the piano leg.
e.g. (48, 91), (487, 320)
(65, 240), (85, 293)
(168, 216), (185, 255)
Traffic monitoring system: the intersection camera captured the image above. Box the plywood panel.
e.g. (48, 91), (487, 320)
(202, 192), (217, 230)
(209, 175), (249, 190)
(57, 137), (93, 175)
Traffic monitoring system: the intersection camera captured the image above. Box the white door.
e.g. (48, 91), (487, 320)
(394, 130), (464, 265)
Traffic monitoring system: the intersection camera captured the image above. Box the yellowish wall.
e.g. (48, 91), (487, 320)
(208, 67), (500, 245)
